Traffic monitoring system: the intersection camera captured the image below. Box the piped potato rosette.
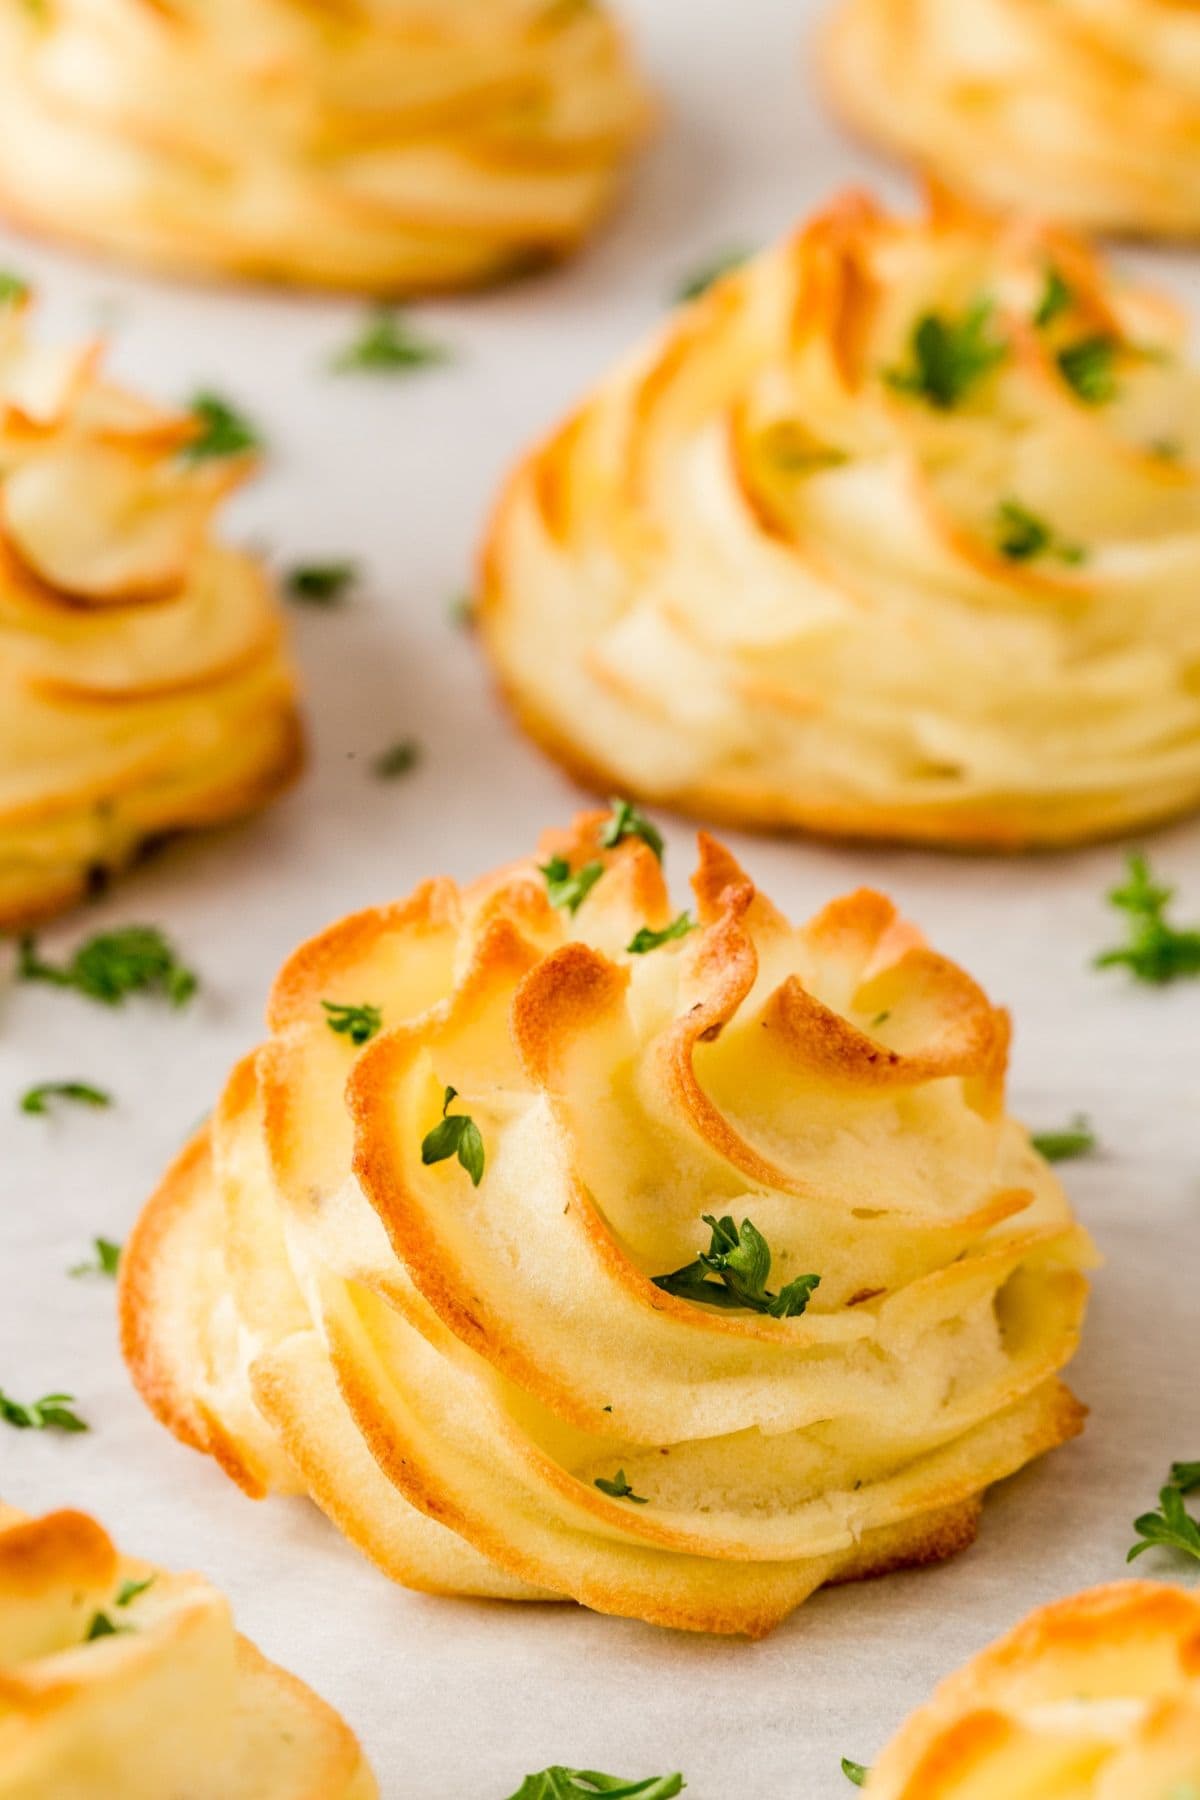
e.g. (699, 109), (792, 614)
(862, 1581), (1200, 1798)
(824, 0), (1200, 242)
(0, 1504), (376, 1798)
(0, 0), (652, 293)
(480, 189), (1200, 849)
(121, 807), (1094, 1637)
(0, 291), (301, 928)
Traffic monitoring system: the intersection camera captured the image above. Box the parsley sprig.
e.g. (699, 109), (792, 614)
(885, 299), (1007, 410)
(183, 390), (261, 460)
(0, 1389), (87, 1432)
(70, 1237), (122, 1279)
(594, 1469), (649, 1505)
(373, 738), (420, 779)
(1094, 853), (1200, 985)
(540, 855), (604, 916)
(331, 308), (449, 374)
(1034, 263), (1074, 330)
(627, 913), (695, 955)
(994, 499), (1084, 566)
(17, 927), (197, 1007)
(601, 800), (664, 861)
(508, 1770), (684, 1799)
(841, 1760), (869, 1788)
(20, 1081), (111, 1116)
(1057, 335), (1119, 405)
(86, 1574), (155, 1645)
(421, 1085), (485, 1187)
(1030, 1116), (1096, 1163)
(1128, 1460), (1200, 1566)
(286, 561), (357, 606)
(675, 246), (750, 303)
(321, 1000), (383, 1046)
(654, 1216), (820, 1318)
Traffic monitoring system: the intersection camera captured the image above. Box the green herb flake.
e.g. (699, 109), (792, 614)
(594, 1470), (649, 1505)
(331, 308), (449, 375)
(0, 1389), (88, 1433)
(0, 270), (29, 307)
(21, 1081), (112, 1117)
(286, 561), (357, 606)
(372, 738), (420, 780)
(183, 390), (261, 461)
(321, 1000), (383, 1046)
(507, 1770), (684, 1799)
(116, 1575), (155, 1607)
(675, 247), (751, 304)
(1094, 852), (1200, 985)
(1030, 1116), (1096, 1163)
(449, 590), (476, 628)
(654, 1215), (820, 1319)
(600, 800), (664, 861)
(1128, 1473), (1200, 1567)
(841, 1760), (870, 1788)
(1057, 334), (1119, 405)
(627, 913), (696, 955)
(17, 927), (198, 1008)
(1033, 263), (1073, 330)
(994, 499), (1085, 566)
(884, 299), (1007, 410)
(420, 1085), (485, 1187)
(85, 1612), (131, 1642)
(539, 855), (605, 916)
(69, 1238), (122, 1279)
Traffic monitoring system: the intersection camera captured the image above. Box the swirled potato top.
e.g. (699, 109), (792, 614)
(0, 1504), (376, 1799)
(0, 0), (652, 291)
(825, 0), (1200, 240)
(0, 289), (300, 927)
(864, 1581), (1200, 1798)
(122, 808), (1094, 1636)
(481, 189), (1200, 848)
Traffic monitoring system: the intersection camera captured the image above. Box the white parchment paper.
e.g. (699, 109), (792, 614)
(1, 4), (1197, 1794)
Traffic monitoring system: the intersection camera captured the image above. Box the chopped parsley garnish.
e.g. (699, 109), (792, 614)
(994, 499), (1084, 566)
(331, 309), (449, 374)
(372, 738), (420, 779)
(594, 1469), (649, 1505)
(449, 590), (476, 627)
(70, 1238), (122, 1279)
(1034, 263), (1073, 330)
(508, 1772), (684, 1800)
(85, 1612), (131, 1641)
(420, 1085), (485, 1187)
(116, 1575), (155, 1607)
(286, 561), (357, 606)
(1030, 1116), (1096, 1163)
(321, 1000), (383, 1045)
(0, 270), (29, 307)
(1057, 334), (1119, 405)
(600, 800), (664, 861)
(540, 855), (604, 916)
(0, 1389), (88, 1432)
(675, 246), (751, 303)
(841, 1760), (869, 1788)
(17, 927), (198, 1008)
(183, 390), (261, 460)
(654, 1215), (820, 1318)
(1128, 1461), (1200, 1566)
(1094, 852), (1200, 985)
(885, 299), (1006, 410)
(1149, 437), (1183, 462)
(627, 913), (696, 955)
(21, 1081), (112, 1116)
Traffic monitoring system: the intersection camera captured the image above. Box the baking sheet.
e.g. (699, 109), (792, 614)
(1, 4), (1197, 1794)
